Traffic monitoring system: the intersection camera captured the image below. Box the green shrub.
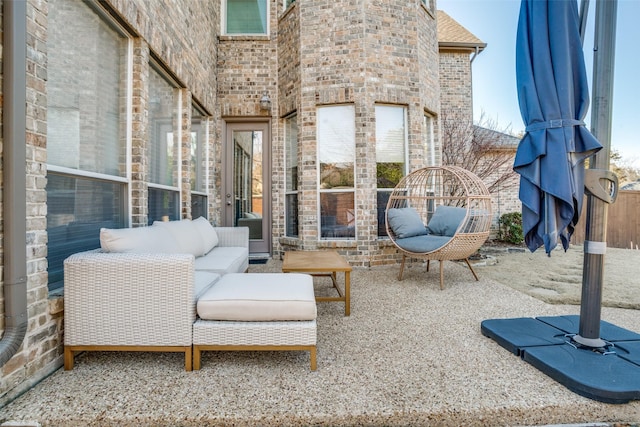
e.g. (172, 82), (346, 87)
(498, 212), (524, 245)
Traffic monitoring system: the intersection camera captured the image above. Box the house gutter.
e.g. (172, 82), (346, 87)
(0, 0), (29, 366)
(438, 42), (485, 63)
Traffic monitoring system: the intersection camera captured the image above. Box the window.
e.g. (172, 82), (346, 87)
(421, 0), (435, 13)
(317, 105), (356, 239)
(224, 0), (268, 35)
(376, 105), (407, 237)
(191, 105), (208, 219)
(148, 65), (180, 224)
(46, 0), (128, 291)
(285, 114), (298, 237)
(424, 112), (437, 166)
(284, 0), (295, 9)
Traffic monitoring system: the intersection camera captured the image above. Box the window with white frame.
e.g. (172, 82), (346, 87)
(376, 105), (407, 237)
(191, 105), (208, 220)
(317, 105), (356, 239)
(148, 65), (180, 224)
(224, 0), (268, 35)
(285, 114), (298, 237)
(46, 0), (128, 291)
(424, 112), (437, 166)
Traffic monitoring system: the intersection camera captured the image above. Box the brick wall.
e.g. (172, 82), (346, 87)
(277, 1), (440, 267)
(0, 0), (220, 405)
(0, 0), (481, 404)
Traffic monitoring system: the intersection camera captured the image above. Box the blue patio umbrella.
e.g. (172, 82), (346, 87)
(482, 0), (640, 404)
(514, 0), (602, 255)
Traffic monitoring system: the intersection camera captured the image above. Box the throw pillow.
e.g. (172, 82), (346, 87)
(426, 205), (467, 237)
(153, 219), (205, 256)
(192, 216), (219, 254)
(100, 226), (179, 253)
(387, 207), (428, 239)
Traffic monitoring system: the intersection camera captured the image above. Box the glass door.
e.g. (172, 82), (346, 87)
(224, 122), (271, 255)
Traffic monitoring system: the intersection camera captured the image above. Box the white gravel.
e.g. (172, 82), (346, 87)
(2, 259), (639, 426)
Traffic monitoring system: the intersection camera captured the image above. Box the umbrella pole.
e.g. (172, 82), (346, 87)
(575, 0), (618, 348)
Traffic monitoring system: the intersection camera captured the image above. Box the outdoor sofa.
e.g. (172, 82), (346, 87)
(63, 217), (317, 371)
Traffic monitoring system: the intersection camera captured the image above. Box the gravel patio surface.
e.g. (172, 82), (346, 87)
(1, 255), (639, 426)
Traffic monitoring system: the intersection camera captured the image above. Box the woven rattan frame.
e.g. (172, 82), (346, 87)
(385, 165), (492, 289)
(193, 319), (317, 370)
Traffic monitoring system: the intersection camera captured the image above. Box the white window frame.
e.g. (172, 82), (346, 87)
(285, 113), (299, 237)
(317, 105), (356, 240)
(375, 104), (408, 237)
(222, 0), (270, 36)
(424, 111), (437, 166)
(147, 62), (182, 223)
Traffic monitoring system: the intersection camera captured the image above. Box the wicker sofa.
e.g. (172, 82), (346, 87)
(63, 218), (250, 371)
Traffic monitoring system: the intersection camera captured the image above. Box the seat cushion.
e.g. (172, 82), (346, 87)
(197, 273), (317, 321)
(194, 246), (249, 275)
(194, 271), (221, 301)
(395, 235), (452, 253)
(387, 207), (428, 238)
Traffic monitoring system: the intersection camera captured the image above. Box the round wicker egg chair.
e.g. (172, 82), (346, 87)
(385, 165), (492, 289)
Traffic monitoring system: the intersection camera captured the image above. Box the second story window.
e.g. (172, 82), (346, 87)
(224, 0), (268, 35)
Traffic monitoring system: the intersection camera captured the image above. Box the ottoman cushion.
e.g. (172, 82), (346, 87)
(197, 273), (316, 321)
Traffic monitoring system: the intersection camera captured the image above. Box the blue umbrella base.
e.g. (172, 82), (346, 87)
(481, 315), (640, 404)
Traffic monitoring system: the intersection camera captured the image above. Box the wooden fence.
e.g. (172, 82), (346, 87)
(571, 190), (640, 249)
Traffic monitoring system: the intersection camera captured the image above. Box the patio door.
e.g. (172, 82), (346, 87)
(223, 122), (271, 255)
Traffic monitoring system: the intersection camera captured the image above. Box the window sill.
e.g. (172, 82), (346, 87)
(219, 35), (270, 42)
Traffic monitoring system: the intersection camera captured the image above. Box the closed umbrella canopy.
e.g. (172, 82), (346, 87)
(514, 0), (602, 254)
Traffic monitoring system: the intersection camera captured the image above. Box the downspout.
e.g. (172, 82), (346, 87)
(1, 0), (29, 366)
(470, 46), (480, 63)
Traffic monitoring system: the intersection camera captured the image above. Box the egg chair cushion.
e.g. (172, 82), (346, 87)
(427, 206), (467, 237)
(394, 235), (453, 253)
(387, 207), (428, 239)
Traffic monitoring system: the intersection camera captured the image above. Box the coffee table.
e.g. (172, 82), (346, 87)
(282, 250), (351, 316)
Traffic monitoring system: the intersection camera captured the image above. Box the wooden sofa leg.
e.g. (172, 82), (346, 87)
(185, 347), (193, 371)
(439, 260), (444, 290)
(310, 346), (317, 371)
(464, 258), (480, 281)
(193, 346), (201, 370)
(398, 254), (406, 281)
(64, 347), (74, 370)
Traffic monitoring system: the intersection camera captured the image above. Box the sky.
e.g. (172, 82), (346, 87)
(440, 0), (640, 167)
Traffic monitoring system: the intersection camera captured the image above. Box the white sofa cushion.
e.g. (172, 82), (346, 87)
(194, 246), (249, 275)
(194, 271), (221, 301)
(100, 226), (179, 253)
(192, 216), (219, 254)
(153, 219), (205, 256)
(197, 273), (317, 321)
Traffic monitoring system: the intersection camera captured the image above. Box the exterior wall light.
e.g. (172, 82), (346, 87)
(260, 92), (271, 111)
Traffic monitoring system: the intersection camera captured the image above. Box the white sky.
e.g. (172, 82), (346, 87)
(440, 0), (640, 167)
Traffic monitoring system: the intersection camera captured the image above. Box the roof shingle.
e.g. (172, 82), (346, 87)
(438, 10), (486, 51)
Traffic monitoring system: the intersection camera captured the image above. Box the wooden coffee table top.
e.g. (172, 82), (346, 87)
(282, 250), (352, 273)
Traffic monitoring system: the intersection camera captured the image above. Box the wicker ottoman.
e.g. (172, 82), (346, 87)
(193, 273), (318, 370)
